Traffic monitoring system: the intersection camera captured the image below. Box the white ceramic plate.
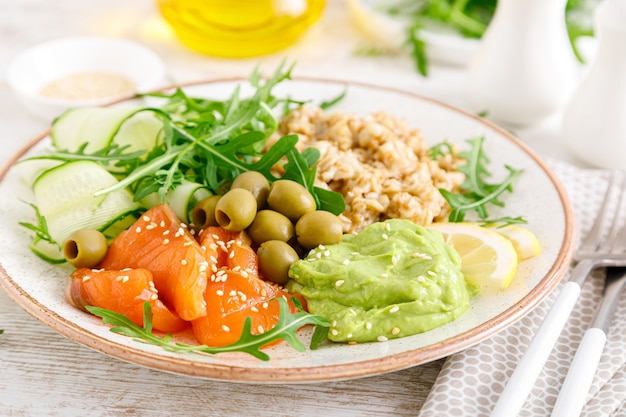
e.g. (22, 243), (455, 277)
(0, 78), (576, 383)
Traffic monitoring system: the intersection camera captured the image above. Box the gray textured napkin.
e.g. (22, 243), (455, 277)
(418, 159), (626, 417)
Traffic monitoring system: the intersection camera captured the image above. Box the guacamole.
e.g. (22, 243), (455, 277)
(287, 219), (476, 343)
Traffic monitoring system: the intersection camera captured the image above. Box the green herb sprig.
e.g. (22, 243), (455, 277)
(437, 136), (525, 225)
(86, 298), (329, 361)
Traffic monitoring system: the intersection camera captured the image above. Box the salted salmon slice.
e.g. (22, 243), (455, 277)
(192, 226), (304, 347)
(98, 204), (208, 321)
(68, 267), (188, 333)
(198, 227), (258, 278)
(191, 269), (302, 347)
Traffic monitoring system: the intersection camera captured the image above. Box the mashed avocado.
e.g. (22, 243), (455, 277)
(287, 219), (476, 343)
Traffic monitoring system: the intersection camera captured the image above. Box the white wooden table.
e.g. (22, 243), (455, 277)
(0, 1), (575, 415)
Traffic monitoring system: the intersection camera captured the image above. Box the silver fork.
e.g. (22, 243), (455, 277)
(491, 170), (626, 417)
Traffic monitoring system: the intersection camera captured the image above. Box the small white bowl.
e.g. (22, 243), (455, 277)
(6, 36), (167, 121)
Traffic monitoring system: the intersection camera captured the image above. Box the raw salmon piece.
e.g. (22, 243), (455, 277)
(98, 204), (208, 321)
(191, 269), (302, 347)
(68, 267), (188, 333)
(198, 227), (258, 278)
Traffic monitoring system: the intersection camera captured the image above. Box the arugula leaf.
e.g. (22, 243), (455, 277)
(439, 136), (524, 224)
(86, 298), (330, 361)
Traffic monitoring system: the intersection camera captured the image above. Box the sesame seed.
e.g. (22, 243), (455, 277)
(261, 289), (267, 297)
(229, 290), (237, 297)
(318, 244), (326, 250)
(145, 223), (155, 230)
(162, 239), (170, 245)
(335, 280), (345, 287)
(142, 215), (150, 222)
(377, 336), (388, 342)
(347, 333), (353, 338)
(331, 329), (339, 336)
(175, 228), (185, 237)
(417, 275), (427, 282)
(257, 325), (264, 333)
(391, 255), (398, 265)
(382, 233), (388, 240)
(211, 264), (218, 273)
(181, 259), (188, 266)
(232, 266), (241, 272)
(229, 251), (235, 259)
(391, 327), (400, 335)
(115, 275), (123, 282)
(135, 226), (142, 233)
(365, 322), (372, 330)
(332, 320), (337, 327)
(209, 243), (218, 250)
(380, 273), (389, 278)
(216, 290), (224, 296)
(251, 306), (259, 313)
(162, 229), (170, 236)
(427, 271), (437, 276)
(389, 306), (399, 313)
(307, 258), (316, 262)
(385, 222), (391, 232)
(221, 325), (230, 332)
(82, 276), (91, 282)
(159, 220), (165, 227)
(209, 255), (218, 264)
(262, 302), (269, 309)
(210, 274), (216, 282)
(342, 259), (350, 265)
(316, 252), (322, 259)
(240, 270), (249, 278)
(183, 241), (193, 246)
(350, 251), (360, 256)
(150, 294), (158, 300)
(211, 234), (220, 240)
(324, 250), (331, 257)
(238, 291), (247, 301)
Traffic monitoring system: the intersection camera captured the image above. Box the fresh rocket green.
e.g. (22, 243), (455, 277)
(438, 136), (525, 224)
(86, 298), (330, 361)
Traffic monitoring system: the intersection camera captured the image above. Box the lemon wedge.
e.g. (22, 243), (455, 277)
(428, 222), (519, 290)
(491, 225), (542, 261)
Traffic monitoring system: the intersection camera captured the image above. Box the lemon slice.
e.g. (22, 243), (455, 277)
(347, 0), (405, 50)
(491, 225), (542, 261)
(428, 222), (519, 290)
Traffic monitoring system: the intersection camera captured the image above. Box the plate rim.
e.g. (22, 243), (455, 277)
(0, 76), (577, 383)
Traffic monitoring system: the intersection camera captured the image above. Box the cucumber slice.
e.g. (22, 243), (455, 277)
(113, 110), (164, 154)
(51, 105), (141, 153)
(140, 180), (212, 224)
(32, 160), (141, 251)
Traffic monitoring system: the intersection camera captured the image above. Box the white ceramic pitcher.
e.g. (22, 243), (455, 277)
(564, 0), (626, 169)
(466, 0), (580, 127)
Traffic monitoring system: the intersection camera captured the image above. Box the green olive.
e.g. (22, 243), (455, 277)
(246, 210), (295, 246)
(266, 179), (316, 222)
(231, 171), (270, 208)
(63, 229), (109, 268)
(257, 240), (300, 285)
(215, 188), (258, 231)
(295, 210), (344, 249)
(191, 195), (221, 229)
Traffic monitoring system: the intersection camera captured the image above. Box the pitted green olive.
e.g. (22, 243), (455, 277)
(63, 229), (109, 268)
(266, 179), (316, 222)
(257, 240), (300, 285)
(231, 171), (270, 208)
(295, 210), (344, 249)
(247, 210), (294, 245)
(215, 188), (258, 231)
(191, 195), (221, 229)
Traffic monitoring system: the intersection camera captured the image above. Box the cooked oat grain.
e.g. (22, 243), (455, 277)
(270, 106), (464, 232)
